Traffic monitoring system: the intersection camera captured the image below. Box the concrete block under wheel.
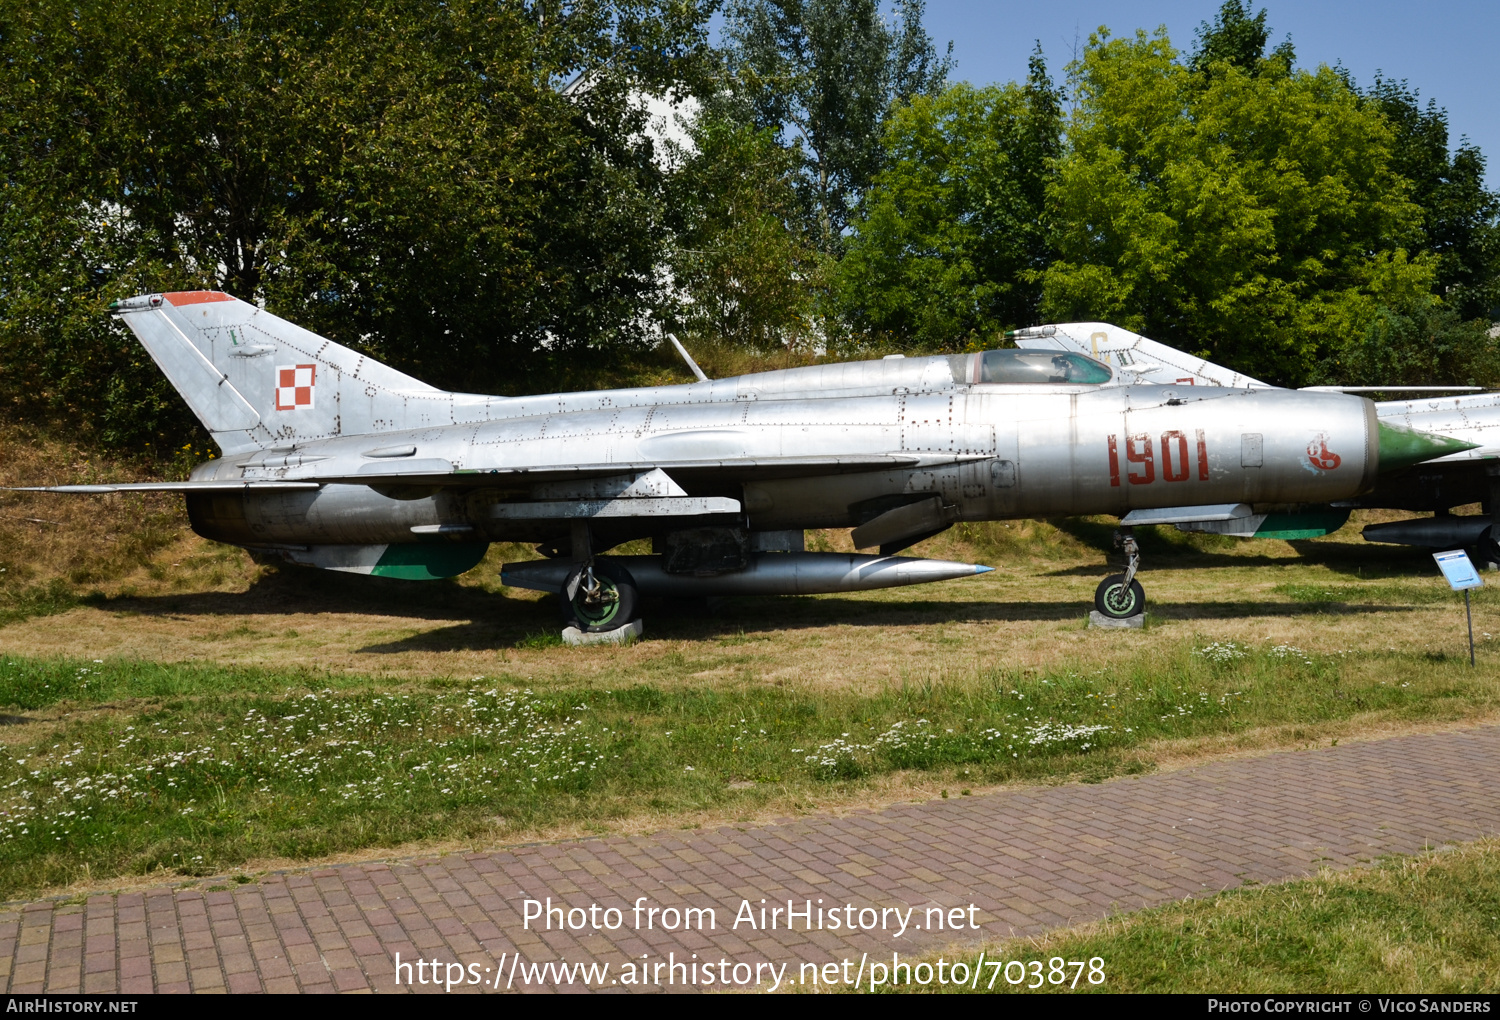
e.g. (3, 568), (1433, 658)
(562, 620), (644, 646)
(1088, 610), (1143, 629)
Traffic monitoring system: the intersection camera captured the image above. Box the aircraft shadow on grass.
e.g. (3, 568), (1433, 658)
(106, 567), (529, 624)
(98, 563), (1419, 656)
(1045, 517), (1444, 580)
(1043, 555), (1436, 578)
(351, 597), (1414, 655)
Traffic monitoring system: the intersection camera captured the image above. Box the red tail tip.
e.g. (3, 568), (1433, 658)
(162, 291), (234, 306)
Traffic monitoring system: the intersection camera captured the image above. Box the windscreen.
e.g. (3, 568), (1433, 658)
(978, 350), (1113, 385)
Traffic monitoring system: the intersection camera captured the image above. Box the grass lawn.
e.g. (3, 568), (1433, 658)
(0, 630), (1493, 900)
(876, 839), (1500, 993)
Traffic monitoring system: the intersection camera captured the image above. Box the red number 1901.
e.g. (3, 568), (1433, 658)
(1107, 430), (1208, 487)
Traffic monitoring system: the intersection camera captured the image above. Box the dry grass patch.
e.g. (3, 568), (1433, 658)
(0, 425), (263, 630)
(0, 425), (196, 589)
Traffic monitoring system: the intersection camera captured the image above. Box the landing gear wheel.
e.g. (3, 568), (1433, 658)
(559, 558), (639, 633)
(1094, 574), (1146, 619)
(1480, 525), (1500, 569)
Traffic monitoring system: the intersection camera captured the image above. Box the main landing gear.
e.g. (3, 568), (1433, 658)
(1094, 527), (1146, 620)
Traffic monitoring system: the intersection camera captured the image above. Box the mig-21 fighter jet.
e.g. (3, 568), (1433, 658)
(12, 292), (1477, 633)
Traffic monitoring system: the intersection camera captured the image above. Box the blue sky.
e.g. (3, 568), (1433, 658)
(916, 1), (1499, 185)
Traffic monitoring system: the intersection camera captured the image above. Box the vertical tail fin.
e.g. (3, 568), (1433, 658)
(112, 291), (444, 454)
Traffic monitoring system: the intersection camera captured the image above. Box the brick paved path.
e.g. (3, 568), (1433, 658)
(3, 725), (1498, 994)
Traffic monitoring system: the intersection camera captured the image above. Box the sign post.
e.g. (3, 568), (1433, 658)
(1433, 550), (1484, 667)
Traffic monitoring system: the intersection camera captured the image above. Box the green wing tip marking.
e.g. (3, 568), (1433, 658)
(1377, 421), (1480, 473)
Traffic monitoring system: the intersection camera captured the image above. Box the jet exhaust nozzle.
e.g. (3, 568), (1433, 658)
(501, 552), (991, 597)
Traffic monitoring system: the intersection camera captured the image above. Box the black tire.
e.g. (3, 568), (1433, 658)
(559, 558), (639, 633)
(1094, 574), (1146, 619)
(1480, 526), (1500, 568)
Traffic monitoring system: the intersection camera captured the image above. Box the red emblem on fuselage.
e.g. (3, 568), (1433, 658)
(1306, 434), (1341, 471)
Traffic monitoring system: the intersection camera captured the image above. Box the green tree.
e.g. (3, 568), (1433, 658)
(721, 0), (950, 251)
(1189, 0), (1293, 76)
(663, 112), (819, 351)
(1339, 298), (1500, 388)
(1038, 27), (1431, 385)
(834, 51), (1062, 348)
(0, 0), (713, 449)
(1365, 77), (1500, 321)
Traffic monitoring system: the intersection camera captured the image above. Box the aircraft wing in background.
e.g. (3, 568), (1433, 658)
(1010, 322), (1486, 400)
(1009, 322), (1272, 389)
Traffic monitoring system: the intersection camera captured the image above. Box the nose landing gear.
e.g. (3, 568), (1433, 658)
(560, 558), (639, 632)
(557, 522), (643, 641)
(1094, 527), (1146, 620)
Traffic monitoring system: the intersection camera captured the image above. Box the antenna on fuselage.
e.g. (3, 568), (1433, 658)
(667, 334), (709, 383)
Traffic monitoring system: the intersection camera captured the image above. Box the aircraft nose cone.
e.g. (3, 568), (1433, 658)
(1377, 421), (1479, 473)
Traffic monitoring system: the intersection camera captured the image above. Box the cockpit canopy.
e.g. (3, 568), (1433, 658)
(971, 349), (1113, 385)
(722, 345), (1117, 399)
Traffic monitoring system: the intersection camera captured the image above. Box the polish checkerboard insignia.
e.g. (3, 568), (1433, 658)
(275, 364), (316, 411)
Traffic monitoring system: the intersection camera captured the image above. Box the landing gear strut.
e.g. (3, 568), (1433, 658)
(1094, 527), (1146, 619)
(558, 522), (641, 635)
(560, 559), (639, 632)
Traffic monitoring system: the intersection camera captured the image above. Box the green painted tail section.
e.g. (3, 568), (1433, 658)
(370, 542), (489, 580)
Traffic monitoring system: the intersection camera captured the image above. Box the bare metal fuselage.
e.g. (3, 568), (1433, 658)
(183, 359), (1378, 551)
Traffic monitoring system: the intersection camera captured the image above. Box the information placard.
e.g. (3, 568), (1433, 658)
(1433, 549), (1484, 591)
